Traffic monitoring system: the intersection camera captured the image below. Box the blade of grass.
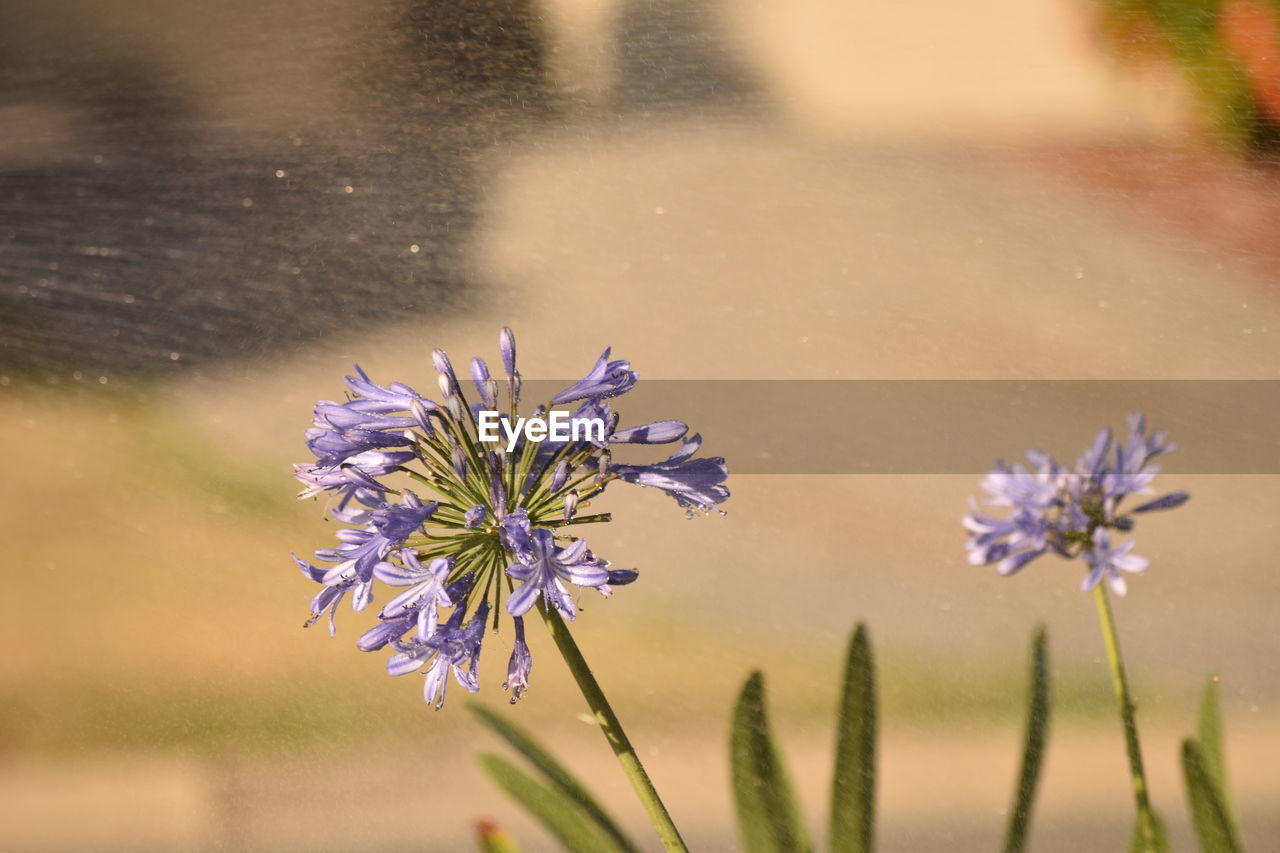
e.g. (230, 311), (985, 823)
(1002, 625), (1051, 853)
(469, 703), (638, 852)
(730, 672), (813, 853)
(829, 623), (876, 853)
(478, 753), (628, 853)
(1181, 740), (1244, 853)
(1197, 676), (1237, 822)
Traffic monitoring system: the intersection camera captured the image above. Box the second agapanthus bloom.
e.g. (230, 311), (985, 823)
(963, 414), (1188, 595)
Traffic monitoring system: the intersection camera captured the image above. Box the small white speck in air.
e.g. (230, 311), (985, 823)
(169, 352), (181, 361)
(0, 376), (9, 386)
(275, 169), (287, 178)
(72, 371), (83, 380)
(655, 207), (664, 214)
(409, 244), (421, 253)
(344, 185), (354, 194)
(98, 376), (108, 384)
(92, 154), (104, 164)
(123, 294), (136, 304)
(241, 197), (254, 208)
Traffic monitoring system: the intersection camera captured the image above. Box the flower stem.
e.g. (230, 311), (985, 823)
(539, 607), (690, 853)
(1092, 584), (1160, 851)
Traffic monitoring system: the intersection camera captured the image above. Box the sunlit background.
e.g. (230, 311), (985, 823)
(3, 0), (1279, 849)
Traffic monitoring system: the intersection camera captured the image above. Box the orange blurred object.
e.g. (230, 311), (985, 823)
(1221, 0), (1280, 124)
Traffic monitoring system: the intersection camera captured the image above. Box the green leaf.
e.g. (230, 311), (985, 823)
(730, 672), (813, 853)
(1197, 676), (1236, 821)
(478, 753), (628, 853)
(829, 624), (876, 853)
(476, 819), (522, 853)
(1182, 740), (1244, 853)
(1127, 809), (1171, 853)
(1002, 625), (1051, 853)
(469, 704), (638, 852)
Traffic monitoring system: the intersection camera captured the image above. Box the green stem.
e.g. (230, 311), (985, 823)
(1092, 584), (1159, 851)
(538, 607), (690, 853)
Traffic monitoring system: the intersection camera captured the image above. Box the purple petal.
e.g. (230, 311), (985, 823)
(997, 548), (1044, 576)
(557, 538), (588, 562)
(1131, 492), (1190, 513)
(609, 420), (688, 444)
(500, 327), (517, 379)
(387, 649), (428, 676)
(505, 576), (544, 616)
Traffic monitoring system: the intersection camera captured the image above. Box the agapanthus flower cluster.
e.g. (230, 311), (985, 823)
(964, 414), (1189, 595)
(292, 328), (729, 707)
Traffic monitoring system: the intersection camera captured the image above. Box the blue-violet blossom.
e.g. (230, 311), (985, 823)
(963, 414), (1187, 595)
(292, 328), (729, 707)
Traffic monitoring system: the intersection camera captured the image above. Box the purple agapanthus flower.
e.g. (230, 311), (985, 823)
(503, 616), (532, 702)
(376, 552), (454, 639)
(1082, 528), (1149, 596)
(506, 530), (612, 621)
(386, 600), (490, 709)
(963, 414), (1186, 596)
(291, 327), (729, 707)
(550, 347), (639, 405)
(309, 491), (436, 592)
(294, 449), (415, 515)
(612, 435), (730, 512)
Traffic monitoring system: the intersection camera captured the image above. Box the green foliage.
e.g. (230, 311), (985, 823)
(730, 672), (814, 853)
(1182, 742), (1243, 853)
(1002, 626), (1051, 853)
(469, 704), (639, 853)
(1197, 678), (1234, 818)
(472, 623), (1280, 853)
(829, 624), (876, 853)
(1179, 676), (1245, 853)
(478, 753), (630, 853)
(725, 624), (1059, 853)
(469, 704), (636, 851)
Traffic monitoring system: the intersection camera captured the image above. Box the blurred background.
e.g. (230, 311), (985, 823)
(3, 0), (1280, 849)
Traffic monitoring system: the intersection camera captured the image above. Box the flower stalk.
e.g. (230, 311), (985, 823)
(1092, 583), (1160, 852)
(539, 606), (690, 853)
